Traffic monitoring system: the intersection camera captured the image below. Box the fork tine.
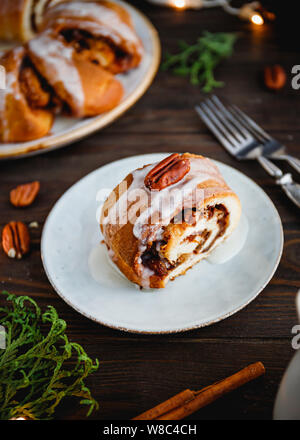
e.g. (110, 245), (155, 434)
(200, 102), (242, 150)
(211, 95), (253, 140)
(195, 105), (237, 154)
(205, 97), (249, 144)
(230, 104), (271, 142)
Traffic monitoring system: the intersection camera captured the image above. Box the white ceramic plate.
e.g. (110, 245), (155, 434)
(0, 0), (160, 159)
(41, 153), (284, 334)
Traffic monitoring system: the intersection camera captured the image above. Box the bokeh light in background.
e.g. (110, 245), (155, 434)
(173, 0), (186, 8)
(251, 13), (264, 25)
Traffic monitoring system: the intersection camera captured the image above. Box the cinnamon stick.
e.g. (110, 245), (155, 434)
(133, 362), (265, 421)
(132, 389), (196, 421)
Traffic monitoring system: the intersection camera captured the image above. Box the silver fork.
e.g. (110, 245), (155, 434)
(195, 97), (300, 208)
(225, 100), (300, 175)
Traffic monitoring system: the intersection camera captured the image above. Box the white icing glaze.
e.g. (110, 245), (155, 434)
(89, 243), (130, 288)
(28, 29), (85, 114)
(133, 159), (224, 241)
(103, 157), (227, 243)
(135, 244), (154, 288)
(107, 246), (115, 259)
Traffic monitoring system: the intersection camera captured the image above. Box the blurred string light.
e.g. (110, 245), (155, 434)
(147, 0), (266, 25)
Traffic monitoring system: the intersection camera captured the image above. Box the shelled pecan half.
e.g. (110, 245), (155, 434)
(10, 181), (40, 207)
(2, 221), (30, 259)
(264, 65), (286, 90)
(144, 154), (190, 191)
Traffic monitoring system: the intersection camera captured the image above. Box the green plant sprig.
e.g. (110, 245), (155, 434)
(0, 291), (99, 420)
(161, 31), (238, 93)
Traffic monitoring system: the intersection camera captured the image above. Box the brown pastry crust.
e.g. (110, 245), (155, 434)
(40, 0), (143, 74)
(0, 47), (53, 142)
(27, 29), (124, 117)
(0, 0), (68, 42)
(34, 0), (66, 29)
(100, 153), (241, 289)
(73, 56), (124, 116)
(0, 0), (37, 42)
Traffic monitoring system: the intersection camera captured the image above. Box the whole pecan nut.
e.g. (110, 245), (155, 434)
(144, 154), (190, 191)
(264, 65), (286, 90)
(10, 181), (40, 207)
(2, 221), (30, 259)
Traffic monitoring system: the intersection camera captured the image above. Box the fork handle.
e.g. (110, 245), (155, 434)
(257, 156), (283, 178)
(276, 154), (300, 175)
(257, 156), (300, 208)
(278, 176), (300, 208)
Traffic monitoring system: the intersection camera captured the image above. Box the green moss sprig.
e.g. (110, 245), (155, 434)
(0, 291), (99, 420)
(161, 31), (238, 93)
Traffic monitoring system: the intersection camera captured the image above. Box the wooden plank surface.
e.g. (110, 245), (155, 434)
(0, 0), (299, 420)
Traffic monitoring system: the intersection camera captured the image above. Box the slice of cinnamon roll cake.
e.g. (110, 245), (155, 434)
(100, 153), (241, 289)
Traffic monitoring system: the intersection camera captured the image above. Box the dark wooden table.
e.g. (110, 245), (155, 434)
(1, 1), (299, 420)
